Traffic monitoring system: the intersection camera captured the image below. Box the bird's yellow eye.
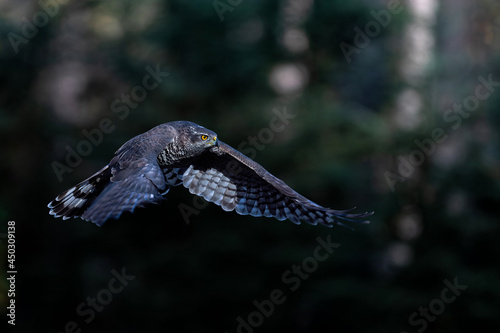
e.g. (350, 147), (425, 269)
(201, 135), (208, 141)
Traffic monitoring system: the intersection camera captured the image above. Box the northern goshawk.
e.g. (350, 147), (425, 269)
(48, 121), (373, 227)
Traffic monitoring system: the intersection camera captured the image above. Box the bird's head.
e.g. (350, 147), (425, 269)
(190, 129), (218, 148)
(176, 121), (219, 157)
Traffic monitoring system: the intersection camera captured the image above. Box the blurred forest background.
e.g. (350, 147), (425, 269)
(1, 0), (500, 332)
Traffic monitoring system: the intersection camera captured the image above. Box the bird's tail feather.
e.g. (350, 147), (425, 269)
(47, 166), (112, 221)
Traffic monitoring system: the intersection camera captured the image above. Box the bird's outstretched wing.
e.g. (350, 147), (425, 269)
(48, 125), (175, 226)
(177, 142), (373, 228)
(48, 156), (169, 226)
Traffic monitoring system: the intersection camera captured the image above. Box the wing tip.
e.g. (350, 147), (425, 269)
(324, 209), (374, 229)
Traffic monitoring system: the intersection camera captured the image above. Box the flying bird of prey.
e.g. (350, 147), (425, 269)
(48, 121), (373, 227)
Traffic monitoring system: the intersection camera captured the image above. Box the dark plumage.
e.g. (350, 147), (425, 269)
(48, 121), (373, 227)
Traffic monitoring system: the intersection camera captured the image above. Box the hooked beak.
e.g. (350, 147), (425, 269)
(209, 136), (219, 146)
